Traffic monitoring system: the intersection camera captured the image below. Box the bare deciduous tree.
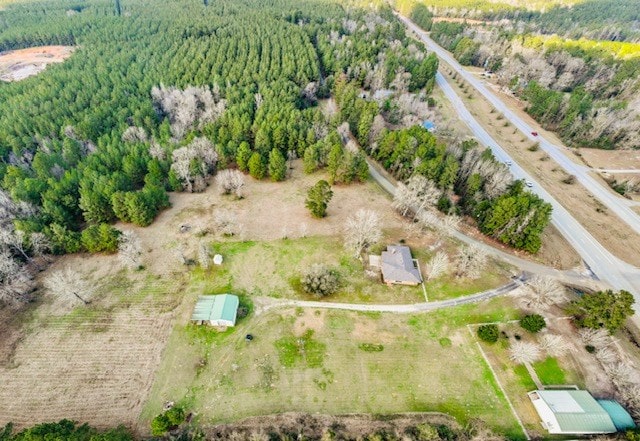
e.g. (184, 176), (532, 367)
(0, 250), (33, 303)
(171, 137), (218, 192)
(151, 84), (226, 140)
(456, 245), (487, 279)
(344, 209), (382, 259)
(522, 276), (567, 312)
(44, 267), (93, 305)
(149, 139), (166, 160)
(121, 126), (148, 143)
(213, 210), (239, 237)
(427, 251), (449, 280)
(29, 232), (50, 259)
(198, 241), (210, 269)
(605, 362), (637, 387)
(393, 175), (441, 219)
(539, 333), (572, 357)
(578, 328), (611, 350)
(509, 341), (541, 364)
(595, 346), (619, 365)
(215, 169), (245, 198)
(118, 230), (142, 269)
(0, 229), (30, 262)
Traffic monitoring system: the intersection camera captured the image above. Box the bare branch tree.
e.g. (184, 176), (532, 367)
(595, 346), (619, 365)
(522, 276), (567, 312)
(170, 137), (218, 192)
(578, 328), (611, 350)
(118, 230), (142, 269)
(427, 251), (449, 280)
(215, 169), (245, 198)
(0, 229), (30, 262)
(605, 362), (637, 387)
(29, 232), (50, 259)
(509, 341), (541, 364)
(0, 250), (34, 303)
(393, 175), (441, 219)
(149, 139), (166, 161)
(44, 267), (93, 305)
(456, 244), (487, 279)
(539, 333), (572, 357)
(198, 241), (210, 269)
(121, 126), (148, 143)
(344, 209), (382, 259)
(213, 209), (239, 237)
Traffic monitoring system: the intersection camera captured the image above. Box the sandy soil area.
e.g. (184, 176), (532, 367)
(580, 148), (640, 170)
(440, 64), (640, 267)
(0, 46), (74, 82)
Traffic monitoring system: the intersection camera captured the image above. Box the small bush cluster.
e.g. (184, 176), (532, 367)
(477, 324), (499, 343)
(301, 264), (340, 298)
(358, 343), (384, 352)
(520, 314), (546, 333)
(151, 406), (186, 436)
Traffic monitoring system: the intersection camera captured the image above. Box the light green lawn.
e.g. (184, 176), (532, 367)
(191, 236), (510, 304)
(142, 296), (525, 439)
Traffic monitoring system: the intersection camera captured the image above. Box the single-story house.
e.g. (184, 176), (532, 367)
(528, 389), (634, 434)
(190, 294), (239, 327)
(422, 120), (436, 132)
(380, 245), (422, 286)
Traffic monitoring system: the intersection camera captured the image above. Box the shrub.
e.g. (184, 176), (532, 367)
(301, 264), (340, 297)
(477, 324), (499, 343)
(81, 224), (120, 253)
(520, 314), (546, 333)
(528, 142), (540, 152)
(585, 345), (596, 353)
(562, 174), (576, 184)
(150, 406), (185, 436)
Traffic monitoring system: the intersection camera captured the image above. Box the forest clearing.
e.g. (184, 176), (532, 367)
(0, 45), (73, 81)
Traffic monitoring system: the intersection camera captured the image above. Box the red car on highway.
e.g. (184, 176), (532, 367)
(531, 131), (538, 136)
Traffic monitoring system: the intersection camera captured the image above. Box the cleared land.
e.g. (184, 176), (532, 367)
(439, 65), (640, 267)
(579, 148), (640, 171)
(0, 163), (513, 431)
(0, 46), (74, 82)
(143, 297), (526, 438)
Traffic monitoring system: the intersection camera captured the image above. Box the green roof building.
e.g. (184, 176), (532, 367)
(190, 294), (239, 327)
(528, 390), (618, 434)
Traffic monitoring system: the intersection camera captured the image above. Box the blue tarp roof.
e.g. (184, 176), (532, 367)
(598, 400), (636, 431)
(422, 120), (435, 130)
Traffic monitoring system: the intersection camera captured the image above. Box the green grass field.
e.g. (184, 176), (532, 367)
(190, 236), (510, 305)
(533, 357), (566, 385)
(142, 295), (525, 439)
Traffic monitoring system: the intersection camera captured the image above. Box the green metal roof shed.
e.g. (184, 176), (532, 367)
(529, 390), (617, 434)
(191, 294), (239, 327)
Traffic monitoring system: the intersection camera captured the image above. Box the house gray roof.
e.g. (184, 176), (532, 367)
(381, 245), (422, 284)
(530, 390), (617, 434)
(191, 294), (239, 324)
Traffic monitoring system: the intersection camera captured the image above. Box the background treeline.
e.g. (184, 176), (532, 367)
(394, 0), (640, 42)
(335, 80), (552, 253)
(0, 0), (434, 256)
(403, 1), (640, 149)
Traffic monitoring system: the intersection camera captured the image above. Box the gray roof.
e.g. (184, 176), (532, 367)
(381, 245), (422, 284)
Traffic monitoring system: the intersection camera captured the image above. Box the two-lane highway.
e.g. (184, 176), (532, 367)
(395, 12), (640, 304)
(399, 13), (640, 229)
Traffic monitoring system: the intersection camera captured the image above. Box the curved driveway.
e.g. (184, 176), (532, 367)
(395, 13), (640, 302)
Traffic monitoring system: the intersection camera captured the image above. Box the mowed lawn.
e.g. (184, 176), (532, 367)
(142, 297), (525, 438)
(191, 236), (510, 305)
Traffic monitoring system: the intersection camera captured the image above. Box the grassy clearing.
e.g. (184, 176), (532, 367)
(532, 357), (566, 385)
(190, 236), (510, 305)
(143, 296), (525, 438)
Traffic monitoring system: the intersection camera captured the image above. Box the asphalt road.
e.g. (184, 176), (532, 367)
(396, 13), (640, 303)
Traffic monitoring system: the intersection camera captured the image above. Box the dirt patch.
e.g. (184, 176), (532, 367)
(351, 319), (395, 344)
(293, 309), (326, 335)
(0, 46), (75, 82)
(579, 148), (640, 170)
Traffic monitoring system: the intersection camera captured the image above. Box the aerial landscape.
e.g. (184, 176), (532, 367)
(1, 0), (640, 439)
